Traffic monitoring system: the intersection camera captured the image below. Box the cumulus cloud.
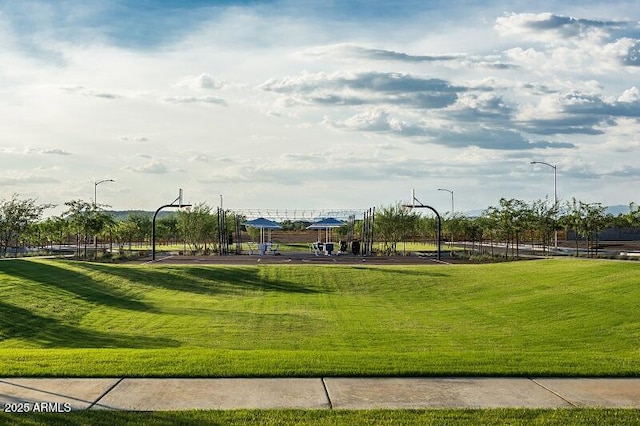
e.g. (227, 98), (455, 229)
(127, 160), (169, 174)
(496, 13), (640, 71)
(41, 148), (71, 155)
(423, 128), (574, 151)
(120, 136), (149, 142)
(3, 3), (640, 210)
(176, 73), (229, 90)
(0, 146), (72, 156)
(624, 42), (640, 66)
(59, 85), (123, 99)
(603, 118), (640, 152)
(325, 107), (574, 151)
(161, 95), (227, 105)
(327, 108), (427, 137)
(444, 93), (514, 122)
(197, 151), (440, 185)
(0, 175), (60, 185)
(605, 165), (640, 178)
(618, 86), (640, 102)
(302, 43), (463, 62)
(513, 87), (640, 136)
(495, 13), (627, 41)
(189, 154), (210, 162)
(301, 44), (517, 69)
(260, 71), (462, 109)
(559, 89), (640, 117)
(517, 116), (607, 136)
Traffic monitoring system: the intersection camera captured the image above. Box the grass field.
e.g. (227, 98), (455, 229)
(0, 257), (638, 377)
(2, 409), (639, 425)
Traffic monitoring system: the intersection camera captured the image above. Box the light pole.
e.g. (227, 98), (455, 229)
(530, 161), (558, 249)
(94, 179), (115, 207)
(93, 179), (114, 257)
(438, 188), (454, 248)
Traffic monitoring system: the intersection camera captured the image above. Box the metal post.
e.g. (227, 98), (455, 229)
(531, 161), (558, 249)
(93, 179), (114, 258)
(94, 179), (115, 207)
(152, 191), (191, 261)
(152, 203), (191, 261)
(438, 188), (454, 248)
(404, 193), (441, 261)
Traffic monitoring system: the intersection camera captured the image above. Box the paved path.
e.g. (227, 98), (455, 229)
(1, 377), (639, 411)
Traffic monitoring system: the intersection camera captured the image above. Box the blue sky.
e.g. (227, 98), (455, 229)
(1, 0), (639, 216)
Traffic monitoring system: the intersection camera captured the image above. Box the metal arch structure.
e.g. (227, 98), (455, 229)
(402, 191), (442, 261)
(152, 190), (191, 261)
(231, 208), (365, 222)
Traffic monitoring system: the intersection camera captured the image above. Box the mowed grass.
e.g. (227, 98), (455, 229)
(0, 258), (638, 377)
(2, 409), (640, 426)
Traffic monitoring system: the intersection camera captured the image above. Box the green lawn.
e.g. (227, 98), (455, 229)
(2, 409), (639, 425)
(0, 258), (638, 377)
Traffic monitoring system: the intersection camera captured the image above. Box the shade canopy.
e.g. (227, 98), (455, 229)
(243, 217), (281, 245)
(306, 217), (344, 229)
(243, 217), (281, 229)
(307, 217), (344, 243)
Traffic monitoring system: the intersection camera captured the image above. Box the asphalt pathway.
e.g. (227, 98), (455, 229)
(1, 377), (639, 412)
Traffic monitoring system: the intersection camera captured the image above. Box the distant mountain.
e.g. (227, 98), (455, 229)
(108, 210), (177, 221)
(606, 205), (631, 216)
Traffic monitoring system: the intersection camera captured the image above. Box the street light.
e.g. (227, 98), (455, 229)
(93, 179), (115, 257)
(438, 188), (454, 248)
(530, 161), (558, 249)
(94, 179), (115, 206)
(437, 188), (454, 216)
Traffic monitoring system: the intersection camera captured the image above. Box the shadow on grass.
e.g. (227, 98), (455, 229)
(348, 266), (450, 277)
(0, 260), (151, 312)
(74, 263), (324, 295)
(0, 301), (178, 348)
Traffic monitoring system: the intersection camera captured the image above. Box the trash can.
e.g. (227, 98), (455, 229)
(351, 240), (360, 255)
(325, 242), (334, 255)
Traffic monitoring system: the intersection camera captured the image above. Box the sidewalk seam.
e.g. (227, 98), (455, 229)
(87, 377), (124, 410)
(320, 378), (333, 409)
(530, 378), (579, 407)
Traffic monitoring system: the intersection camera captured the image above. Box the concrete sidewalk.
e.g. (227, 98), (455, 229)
(1, 378), (639, 411)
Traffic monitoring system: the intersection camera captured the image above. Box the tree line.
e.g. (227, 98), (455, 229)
(1, 193), (639, 259)
(0, 195), (241, 259)
(373, 198), (640, 258)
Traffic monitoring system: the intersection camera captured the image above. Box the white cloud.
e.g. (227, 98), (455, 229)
(327, 108), (426, 137)
(496, 13), (640, 75)
(126, 160), (170, 174)
(60, 85), (124, 99)
(175, 73), (230, 90)
(618, 86), (640, 102)
(188, 154), (211, 163)
(41, 149), (71, 156)
(160, 95), (227, 105)
(495, 13), (625, 42)
(0, 174), (60, 186)
(120, 136), (149, 142)
(603, 117), (640, 152)
(1, 2), (640, 212)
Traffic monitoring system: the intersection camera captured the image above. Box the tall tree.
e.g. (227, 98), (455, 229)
(177, 203), (217, 253)
(530, 198), (557, 254)
(62, 199), (112, 259)
(0, 194), (51, 257)
(127, 213), (152, 245)
(375, 203), (420, 255)
(561, 198), (607, 257)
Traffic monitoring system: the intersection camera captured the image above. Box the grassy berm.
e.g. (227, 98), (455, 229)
(0, 257), (638, 377)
